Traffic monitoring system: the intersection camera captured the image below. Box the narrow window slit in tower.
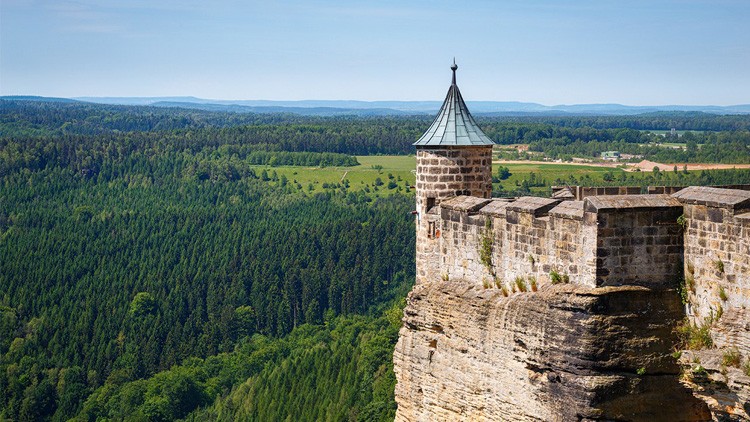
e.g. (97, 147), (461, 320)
(426, 197), (436, 212)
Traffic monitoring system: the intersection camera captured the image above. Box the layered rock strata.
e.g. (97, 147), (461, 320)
(398, 188), (750, 421)
(393, 281), (710, 421)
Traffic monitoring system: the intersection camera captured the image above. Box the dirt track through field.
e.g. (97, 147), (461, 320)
(493, 159), (750, 172)
(629, 160), (750, 172)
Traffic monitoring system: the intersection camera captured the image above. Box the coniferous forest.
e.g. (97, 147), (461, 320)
(2, 99), (750, 420)
(1, 100), (417, 421)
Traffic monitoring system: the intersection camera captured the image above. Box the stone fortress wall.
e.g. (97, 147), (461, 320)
(399, 63), (750, 421)
(418, 192), (702, 290)
(675, 187), (750, 348)
(402, 184), (750, 421)
(418, 185), (750, 304)
(415, 146), (493, 285)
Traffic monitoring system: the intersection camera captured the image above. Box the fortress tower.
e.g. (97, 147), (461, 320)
(400, 63), (750, 421)
(414, 62), (495, 284)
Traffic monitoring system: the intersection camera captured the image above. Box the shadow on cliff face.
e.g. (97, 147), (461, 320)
(532, 285), (711, 421)
(394, 281), (712, 422)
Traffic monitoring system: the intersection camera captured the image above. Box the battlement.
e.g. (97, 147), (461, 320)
(401, 67), (750, 420)
(400, 67), (750, 420)
(419, 191), (691, 289)
(417, 185), (750, 347)
(405, 184), (750, 420)
(673, 186), (750, 355)
(551, 183), (750, 200)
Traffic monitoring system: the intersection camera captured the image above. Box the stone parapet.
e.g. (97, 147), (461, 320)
(552, 184), (750, 201)
(547, 200), (584, 220)
(584, 194), (682, 212)
(438, 195), (492, 212)
(420, 193), (687, 291)
(674, 187), (750, 335)
(648, 186), (687, 195)
(475, 198), (513, 217)
(403, 184), (750, 421)
(586, 195), (684, 288)
(579, 185), (642, 199)
(506, 197), (561, 217)
(673, 185), (750, 210)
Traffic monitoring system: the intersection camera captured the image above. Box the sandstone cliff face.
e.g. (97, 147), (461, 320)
(401, 187), (750, 421)
(679, 346), (750, 421)
(393, 281), (710, 421)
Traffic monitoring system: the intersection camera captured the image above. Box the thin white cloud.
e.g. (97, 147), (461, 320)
(46, 1), (125, 34)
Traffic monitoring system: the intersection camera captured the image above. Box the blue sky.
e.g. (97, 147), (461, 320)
(1, 0), (749, 105)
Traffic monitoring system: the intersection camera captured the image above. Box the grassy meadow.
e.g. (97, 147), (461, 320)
(495, 162), (622, 189)
(249, 155), (417, 195)
(250, 155), (641, 196)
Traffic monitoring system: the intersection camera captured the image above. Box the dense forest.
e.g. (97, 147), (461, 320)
(0, 102), (416, 420)
(2, 99), (750, 420)
(3, 99), (750, 163)
(75, 308), (403, 421)
(483, 112), (750, 131)
(0, 164), (413, 420)
(4, 100), (750, 137)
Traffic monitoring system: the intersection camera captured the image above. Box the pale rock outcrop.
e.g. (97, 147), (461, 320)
(393, 281), (710, 421)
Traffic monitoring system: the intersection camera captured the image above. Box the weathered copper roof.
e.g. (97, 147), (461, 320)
(414, 62), (495, 147)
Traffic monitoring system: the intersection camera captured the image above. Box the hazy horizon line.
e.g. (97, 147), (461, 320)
(3, 94), (749, 108)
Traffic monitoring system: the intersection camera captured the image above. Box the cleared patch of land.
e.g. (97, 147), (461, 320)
(249, 155), (416, 194)
(495, 159), (750, 172)
(493, 161), (627, 193)
(629, 160), (750, 172)
(250, 155), (750, 195)
(259, 156), (628, 194)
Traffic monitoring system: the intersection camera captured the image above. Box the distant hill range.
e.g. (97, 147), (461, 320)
(3, 95), (750, 116)
(3, 95), (83, 103)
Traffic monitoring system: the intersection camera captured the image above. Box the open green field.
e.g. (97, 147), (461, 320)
(252, 155), (750, 196)
(641, 142), (700, 149)
(498, 162), (617, 177)
(249, 155), (417, 194)
(249, 156), (641, 195)
(494, 162), (627, 193)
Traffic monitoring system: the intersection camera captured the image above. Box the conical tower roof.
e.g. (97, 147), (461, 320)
(414, 62), (494, 146)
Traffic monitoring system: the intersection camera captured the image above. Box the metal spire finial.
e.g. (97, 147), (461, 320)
(413, 61), (494, 146)
(451, 58), (458, 85)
